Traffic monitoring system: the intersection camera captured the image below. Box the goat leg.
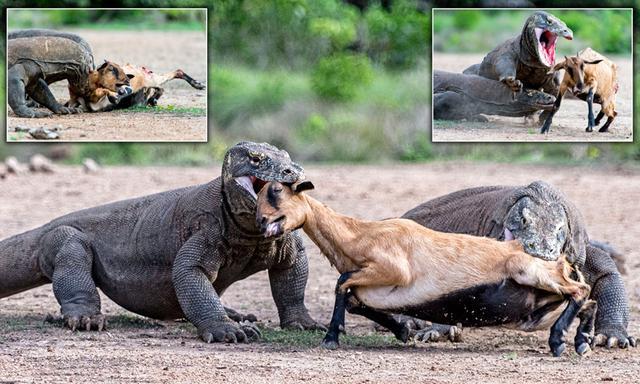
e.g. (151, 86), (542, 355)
(574, 300), (597, 355)
(598, 116), (614, 133)
(322, 271), (354, 350)
(540, 92), (564, 134)
(594, 110), (605, 126)
(345, 294), (410, 343)
(585, 88), (595, 132)
(548, 297), (585, 357)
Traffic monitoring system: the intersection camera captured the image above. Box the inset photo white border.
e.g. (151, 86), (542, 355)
(431, 8), (633, 143)
(6, 8), (208, 142)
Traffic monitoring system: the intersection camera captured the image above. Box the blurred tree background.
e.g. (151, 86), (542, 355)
(1, 0), (638, 165)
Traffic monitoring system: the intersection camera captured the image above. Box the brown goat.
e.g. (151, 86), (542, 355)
(541, 48), (618, 133)
(256, 181), (595, 357)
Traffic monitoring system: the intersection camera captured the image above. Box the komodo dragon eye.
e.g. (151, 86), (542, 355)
(249, 152), (264, 165)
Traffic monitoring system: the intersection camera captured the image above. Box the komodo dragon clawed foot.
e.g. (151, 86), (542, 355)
(280, 311), (328, 332)
(593, 328), (637, 349)
(198, 319), (261, 343)
(224, 306), (258, 323)
(45, 312), (106, 331)
(413, 322), (463, 343)
(500, 76), (523, 95)
(378, 316), (463, 343)
(65, 313), (106, 331)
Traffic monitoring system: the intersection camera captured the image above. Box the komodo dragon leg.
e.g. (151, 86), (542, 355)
(40, 226), (105, 331)
(583, 245), (636, 348)
(172, 232), (261, 343)
(7, 64), (52, 118)
(29, 78), (80, 115)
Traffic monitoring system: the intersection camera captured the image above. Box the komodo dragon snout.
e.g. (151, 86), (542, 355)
(518, 89), (556, 110)
(223, 141), (305, 200)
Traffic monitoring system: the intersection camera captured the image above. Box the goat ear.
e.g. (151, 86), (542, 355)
(292, 180), (314, 193)
(97, 60), (109, 71)
(552, 61), (565, 72)
(585, 59), (603, 65)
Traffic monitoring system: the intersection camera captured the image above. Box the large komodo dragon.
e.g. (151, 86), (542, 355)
(7, 30), (94, 118)
(433, 70), (556, 121)
(464, 11), (573, 116)
(0, 142), (325, 343)
(402, 181), (635, 349)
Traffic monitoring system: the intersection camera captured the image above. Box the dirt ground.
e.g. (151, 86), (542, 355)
(6, 29), (207, 142)
(432, 53), (633, 142)
(0, 163), (639, 383)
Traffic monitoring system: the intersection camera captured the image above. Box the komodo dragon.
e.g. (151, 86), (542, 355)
(433, 70), (556, 121)
(402, 181), (635, 349)
(7, 33), (93, 118)
(464, 11), (573, 105)
(0, 142), (324, 343)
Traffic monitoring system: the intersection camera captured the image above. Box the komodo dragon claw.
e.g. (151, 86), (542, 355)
(593, 331), (636, 349)
(199, 320), (261, 343)
(46, 313), (106, 331)
(224, 306), (258, 323)
(413, 323), (463, 343)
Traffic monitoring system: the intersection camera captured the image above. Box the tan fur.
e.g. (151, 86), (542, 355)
(67, 61), (131, 111)
(257, 182), (590, 312)
(553, 48), (618, 119)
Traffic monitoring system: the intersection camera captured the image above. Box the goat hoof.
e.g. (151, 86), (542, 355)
(598, 127), (609, 133)
(551, 342), (566, 357)
(576, 342), (591, 356)
(321, 339), (339, 350)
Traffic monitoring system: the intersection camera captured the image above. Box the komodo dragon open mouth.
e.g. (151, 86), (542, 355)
(235, 176), (268, 199)
(535, 28), (559, 67)
(534, 24), (572, 67)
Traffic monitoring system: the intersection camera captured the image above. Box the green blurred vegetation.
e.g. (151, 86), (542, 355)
(8, 9), (206, 31)
(433, 9), (632, 55)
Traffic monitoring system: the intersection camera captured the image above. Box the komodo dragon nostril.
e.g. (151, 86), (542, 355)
(283, 169), (293, 175)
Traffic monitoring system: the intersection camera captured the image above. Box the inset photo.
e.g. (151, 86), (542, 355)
(6, 8), (207, 142)
(432, 9), (633, 142)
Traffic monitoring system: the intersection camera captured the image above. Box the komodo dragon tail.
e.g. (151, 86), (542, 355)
(0, 230), (49, 299)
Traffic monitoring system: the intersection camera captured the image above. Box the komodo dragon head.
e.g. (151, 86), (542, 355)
(222, 141), (304, 202)
(522, 11), (573, 68)
(514, 89), (556, 110)
(498, 181), (587, 266)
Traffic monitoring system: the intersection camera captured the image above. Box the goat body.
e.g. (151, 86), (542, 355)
(257, 181), (594, 356)
(541, 47), (618, 133)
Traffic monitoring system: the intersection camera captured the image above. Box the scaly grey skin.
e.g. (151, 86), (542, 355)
(469, 11), (573, 122)
(402, 181), (635, 349)
(8, 29), (95, 69)
(433, 70), (556, 121)
(0, 141), (324, 343)
(7, 32), (94, 117)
